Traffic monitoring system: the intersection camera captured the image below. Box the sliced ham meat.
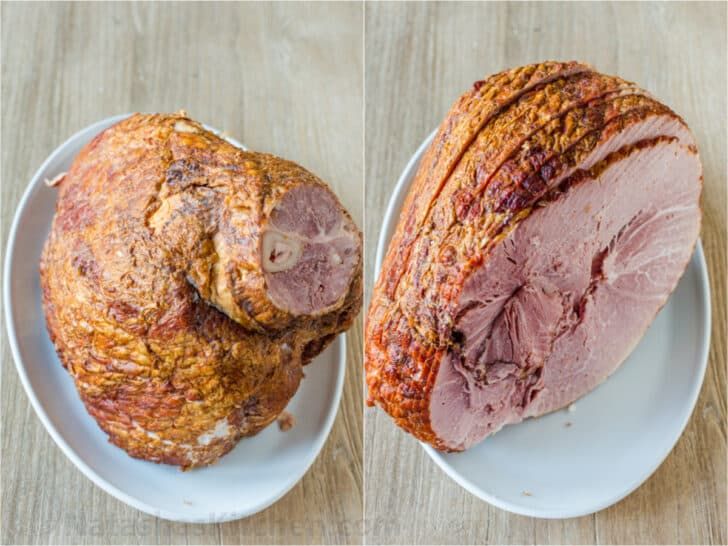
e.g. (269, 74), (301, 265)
(365, 62), (702, 451)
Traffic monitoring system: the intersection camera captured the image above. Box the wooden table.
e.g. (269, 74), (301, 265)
(1, 3), (363, 544)
(364, 2), (726, 544)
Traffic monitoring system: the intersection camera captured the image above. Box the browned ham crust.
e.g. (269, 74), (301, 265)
(41, 113), (362, 468)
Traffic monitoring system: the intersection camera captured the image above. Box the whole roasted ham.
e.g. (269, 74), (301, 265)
(366, 61), (702, 451)
(41, 113), (362, 468)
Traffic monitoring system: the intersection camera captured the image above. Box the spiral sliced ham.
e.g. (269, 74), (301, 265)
(365, 62), (702, 451)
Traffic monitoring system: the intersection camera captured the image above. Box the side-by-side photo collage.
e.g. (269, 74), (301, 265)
(1, 1), (725, 545)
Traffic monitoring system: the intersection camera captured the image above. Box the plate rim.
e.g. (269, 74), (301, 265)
(3, 114), (347, 523)
(374, 129), (712, 519)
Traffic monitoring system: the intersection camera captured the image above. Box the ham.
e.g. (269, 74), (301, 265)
(41, 113), (362, 468)
(365, 62), (702, 451)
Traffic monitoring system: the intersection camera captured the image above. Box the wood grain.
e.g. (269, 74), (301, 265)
(0, 2), (363, 544)
(363, 2), (726, 544)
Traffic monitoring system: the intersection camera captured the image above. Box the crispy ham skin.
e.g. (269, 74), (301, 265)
(365, 62), (702, 451)
(41, 113), (362, 468)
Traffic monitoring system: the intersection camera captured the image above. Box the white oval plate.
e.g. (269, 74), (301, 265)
(4, 115), (346, 523)
(374, 130), (711, 519)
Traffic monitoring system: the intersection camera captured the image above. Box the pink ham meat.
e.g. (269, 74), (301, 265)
(261, 184), (360, 316)
(365, 62), (702, 451)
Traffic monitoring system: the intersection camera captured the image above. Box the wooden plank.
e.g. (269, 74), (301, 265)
(364, 2), (726, 544)
(0, 2), (363, 544)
